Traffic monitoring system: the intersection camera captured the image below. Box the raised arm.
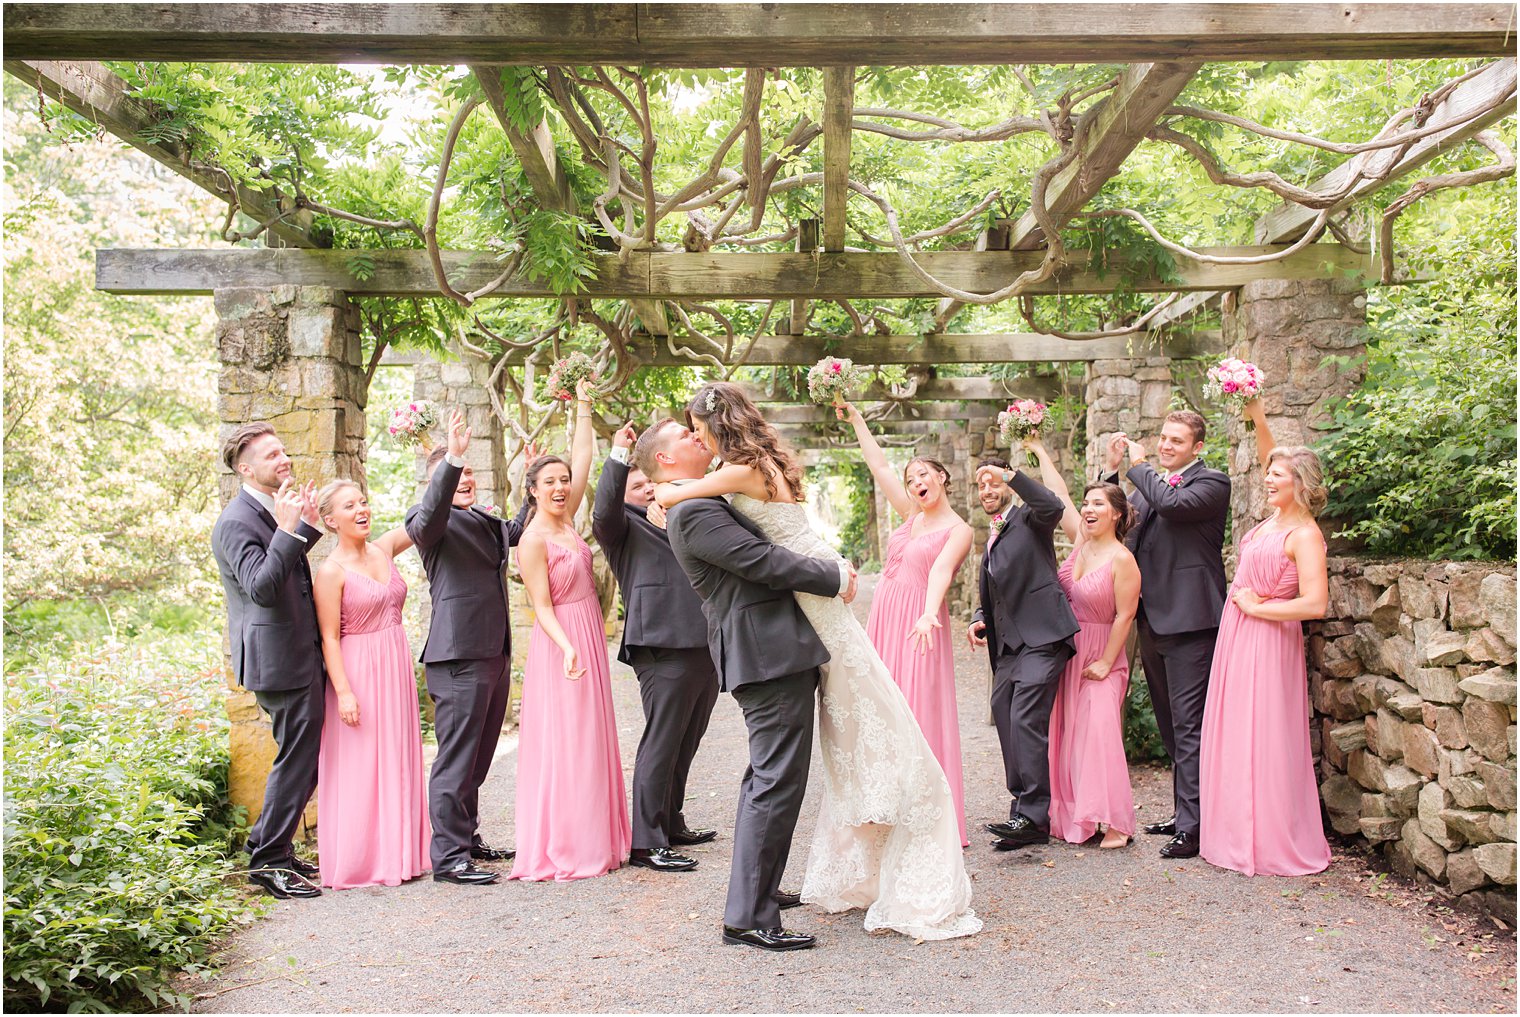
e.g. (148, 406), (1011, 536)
(1125, 463), (1231, 523)
(518, 532), (586, 680)
(1008, 467), (1066, 531)
(313, 562), (359, 726)
(667, 500), (844, 599)
(654, 463), (770, 508)
(375, 526), (414, 558)
(1027, 437), (1080, 544)
(217, 483), (317, 608)
(563, 381), (596, 519)
(1244, 398), (1277, 468)
(841, 401), (915, 519)
(591, 424), (636, 549)
(406, 409), (470, 550)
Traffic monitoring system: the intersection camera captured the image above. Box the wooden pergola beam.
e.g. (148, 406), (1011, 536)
(740, 376), (1063, 403)
(7, 4), (1515, 64)
(933, 59), (1201, 330)
(96, 244), (1387, 299)
(822, 67), (853, 253)
(3, 59), (320, 248)
(768, 403), (987, 424)
(488, 330), (1223, 367)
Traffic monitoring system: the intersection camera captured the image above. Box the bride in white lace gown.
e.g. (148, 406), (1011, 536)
(654, 383), (980, 941)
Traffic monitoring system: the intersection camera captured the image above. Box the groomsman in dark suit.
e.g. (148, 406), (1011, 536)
(406, 410), (529, 885)
(1103, 410), (1230, 859)
(592, 422), (720, 874)
(968, 457), (1079, 850)
(212, 423), (326, 899)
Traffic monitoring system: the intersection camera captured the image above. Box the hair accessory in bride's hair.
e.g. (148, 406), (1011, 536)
(704, 389), (718, 413)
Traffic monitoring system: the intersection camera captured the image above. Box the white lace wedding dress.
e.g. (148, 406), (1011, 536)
(733, 495), (981, 941)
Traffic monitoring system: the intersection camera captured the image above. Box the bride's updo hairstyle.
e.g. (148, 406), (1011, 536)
(686, 381), (805, 502)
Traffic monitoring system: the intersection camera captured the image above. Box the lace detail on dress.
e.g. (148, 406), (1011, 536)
(731, 496), (981, 941)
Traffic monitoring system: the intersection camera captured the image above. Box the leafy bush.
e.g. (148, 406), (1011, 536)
(1122, 672), (1170, 763)
(3, 636), (255, 1012)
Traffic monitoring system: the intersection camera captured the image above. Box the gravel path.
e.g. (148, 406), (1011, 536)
(189, 577), (1515, 1013)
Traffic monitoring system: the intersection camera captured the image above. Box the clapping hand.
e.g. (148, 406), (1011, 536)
(1123, 435), (1147, 467)
(297, 480), (320, 529)
(909, 613), (941, 653)
(273, 478), (305, 532)
(447, 408), (470, 458)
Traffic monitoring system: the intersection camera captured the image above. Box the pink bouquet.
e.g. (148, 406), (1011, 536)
(998, 399), (1047, 467)
(1204, 357), (1264, 412)
(545, 352), (598, 402)
(807, 356), (871, 407)
(388, 400), (440, 450)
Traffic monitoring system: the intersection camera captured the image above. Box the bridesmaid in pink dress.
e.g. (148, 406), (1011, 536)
(312, 480), (431, 889)
(841, 402), (974, 845)
(1028, 438), (1141, 849)
(511, 382), (631, 881)
(1199, 398), (1331, 876)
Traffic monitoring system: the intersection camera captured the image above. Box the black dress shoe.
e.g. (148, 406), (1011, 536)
(629, 847), (698, 872)
(988, 815), (1049, 849)
(669, 826), (718, 846)
(1143, 816), (1178, 836)
(1159, 832), (1200, 858)
(721, 925), (816, 951)
(470, 841), (516, 862)
(773, 891), (802, 909)
(285, 855), (320, 879)
(434, 862), (501, 885)
(249, 868), (322, 899)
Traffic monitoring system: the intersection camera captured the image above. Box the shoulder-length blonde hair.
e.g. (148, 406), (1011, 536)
(1266, 446), (1328, 517)
(316, 479), (364, 533)
(686, 381), (804, 501)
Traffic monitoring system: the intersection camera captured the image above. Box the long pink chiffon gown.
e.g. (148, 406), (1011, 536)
(1047, 553), (1137, 844)
(865, 520), (968, 846)
(510, 532), (631, 881)
(317, 559), (431, 889)
(1199, 521), (1331, 876)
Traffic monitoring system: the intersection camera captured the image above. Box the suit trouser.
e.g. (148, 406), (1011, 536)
(247, 680), (326, 871)
(990, 640), (1073, 831)
(629, 646), (720, 850)
(1136, 614), (1218, 838)
(426, 654), (511, 870)
(725, 668), (818, 931)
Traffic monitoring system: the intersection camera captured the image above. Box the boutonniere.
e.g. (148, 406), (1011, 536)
(990, 516), (1006, 532)
(474, 503), (498, 516)
(1165, 474), (1183, 488)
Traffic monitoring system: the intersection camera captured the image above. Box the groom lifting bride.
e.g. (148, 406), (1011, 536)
(636, 381), (982, 952)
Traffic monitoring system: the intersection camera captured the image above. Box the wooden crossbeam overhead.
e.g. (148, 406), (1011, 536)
(932, 60), (1201, 330)
(1145, 55), (1518, 333)
(822, 67), (853, 253)
(740, 376), (1063, 403)
(96, 245), (1386, 299)
(3, 59), (320, 248)
(777, 419), (956, 439)
(488, 330), (1223, 367)
(7, 4), (1515, 64)
(768, 403), (987, 424)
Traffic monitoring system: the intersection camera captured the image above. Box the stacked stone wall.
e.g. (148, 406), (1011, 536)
(1314, 556), (1517, 917)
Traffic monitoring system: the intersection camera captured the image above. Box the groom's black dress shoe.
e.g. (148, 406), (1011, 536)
(670, 826), (717, 846)
(629, 847), (698, 872)
(434, 862), (501, 885)
(773, 891), (802, 909)
(1143, 816), (1178, 836)
(249, 868), (322, 899)
(1159, 832), (1200, 858)
(987, 815), (1048, 848)
(285, 855), (320, 879)
(471, 841), (516, 862)
(721, 926), (816, 951)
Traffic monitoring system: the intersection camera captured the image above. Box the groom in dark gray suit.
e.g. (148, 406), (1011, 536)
(212, 422), (326, 899)
(634, 419), (855, 952)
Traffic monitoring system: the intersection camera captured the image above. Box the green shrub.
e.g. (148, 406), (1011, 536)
(3, 636), (256, 1013)
(1122, 672), (1170, 764)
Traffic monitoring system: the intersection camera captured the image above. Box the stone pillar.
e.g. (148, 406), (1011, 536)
(216, 285), (366, 829)
(1223, 279), (1368, 535)
(1084, 356), (1174, 483)
(411, 357), (508, 509)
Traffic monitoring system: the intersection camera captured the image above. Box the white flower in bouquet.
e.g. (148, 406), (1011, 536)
(998, 399), (1048, 467)
(1204, 357), (1264, 412)
(545, 352), (598, 402)
(807, 356), (872, 409)
(388, 400), (440, 450)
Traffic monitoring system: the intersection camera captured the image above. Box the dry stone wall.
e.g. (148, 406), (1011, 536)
(1314, 557), (1517, 917)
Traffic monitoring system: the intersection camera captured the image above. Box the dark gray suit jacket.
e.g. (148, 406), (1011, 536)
(405, 461), (530, 664)
(974, 470), (1080, 664)
(665, 497), (842, 692)
(1106, 462), (1230, 636)
(212, 489), (325, 693)
(591, 457), (708, 664)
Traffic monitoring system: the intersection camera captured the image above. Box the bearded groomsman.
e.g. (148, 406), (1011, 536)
(1103, 411), (1230, 859)
(212, 423), (326, 899)
(592, 422), (720, 873)
(968, 457), (1079, 850)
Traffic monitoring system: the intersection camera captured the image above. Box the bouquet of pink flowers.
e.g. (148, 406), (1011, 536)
(1204, 357), (1264, 411)
(807, 356), (871, 408)
(545, 352), (598, 402)
(388, 400), (440, 450)
(998, 399), (1047, 466)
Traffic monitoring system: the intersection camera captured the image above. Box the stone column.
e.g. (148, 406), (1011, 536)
(216, 285), (366, 829)
(411, 357), (508, 509)
(1084, 356), (1174, 483)
(1223, 279), (1368, 535)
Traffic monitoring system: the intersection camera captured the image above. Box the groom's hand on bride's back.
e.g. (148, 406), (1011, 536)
(841, 565), (858, 604)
